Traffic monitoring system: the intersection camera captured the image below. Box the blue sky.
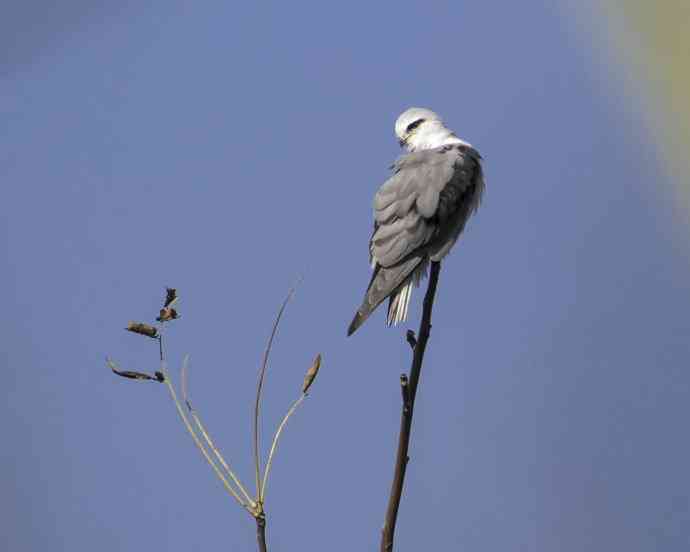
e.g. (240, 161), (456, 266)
(2, 2), (689, 550)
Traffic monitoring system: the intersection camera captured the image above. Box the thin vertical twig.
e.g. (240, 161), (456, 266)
(380, 261), (442, 552)
(253, 287), (297, 499)
(260, 394), (306, 502)
(256, 513), (268, 552)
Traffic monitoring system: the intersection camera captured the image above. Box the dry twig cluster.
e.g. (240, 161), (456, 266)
(108, 287), (321, 551)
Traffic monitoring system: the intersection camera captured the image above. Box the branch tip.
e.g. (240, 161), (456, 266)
(406, 330), (417, 349)
(400, 374), (410, 407)
(302, 353), (322, 394)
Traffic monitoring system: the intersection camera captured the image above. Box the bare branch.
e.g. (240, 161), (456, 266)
(111, 284), (320, 552)
(380, 261), (441, 552)
(256, 513), (268, 552)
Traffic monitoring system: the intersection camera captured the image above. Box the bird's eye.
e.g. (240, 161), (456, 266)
(406, 119), (424, 133)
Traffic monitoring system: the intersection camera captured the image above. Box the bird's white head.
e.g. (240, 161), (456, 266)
(394, 107), (468, 152)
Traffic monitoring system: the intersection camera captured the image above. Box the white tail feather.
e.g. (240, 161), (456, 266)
(386, 259), (429, 327)
(387, 280), (413, 326)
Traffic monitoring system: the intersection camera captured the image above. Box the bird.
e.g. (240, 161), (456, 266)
(347, 107), (485, 336)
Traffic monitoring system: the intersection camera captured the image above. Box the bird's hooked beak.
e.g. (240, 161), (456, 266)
(398, 136), (408, 148)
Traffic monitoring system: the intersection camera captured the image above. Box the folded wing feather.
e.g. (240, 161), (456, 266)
(347, 144), (483, 336)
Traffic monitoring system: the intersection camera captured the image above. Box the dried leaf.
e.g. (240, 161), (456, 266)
(126, 321), (158, 338)
(156, 307), (179, 322)
(163, 287), (178, 308)
(302, 353), (321, 394)
(107, 358), (163, 382)
(115, 370), (157, 381)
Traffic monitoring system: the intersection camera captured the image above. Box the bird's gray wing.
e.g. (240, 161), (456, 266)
(348, 144), (482, 335)
(371, 148), (455, 266)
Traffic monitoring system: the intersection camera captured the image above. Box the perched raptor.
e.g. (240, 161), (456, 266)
(347, 107), (485, 336)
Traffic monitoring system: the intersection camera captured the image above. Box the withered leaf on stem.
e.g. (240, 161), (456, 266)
(156, 307), (179, 322)
(126, 321), (158, 338)
(163, 287), (178, 308)
(302, 353), (322, 394)
(113, 369), (160, 381)
(107, 358), (164, 382)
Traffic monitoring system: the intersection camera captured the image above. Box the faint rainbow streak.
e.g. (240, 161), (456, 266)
(597, 2), (690, 225)
(564, 3), (690, 227)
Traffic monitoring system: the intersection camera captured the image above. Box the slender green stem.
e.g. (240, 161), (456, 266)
(253, 287), (297, 498)
(181, 356), (254, 506)
(161, 366), (250, 509)
(189, 409), (255, 507)
(158, 334), (250, 511)
(260, 394), (306, 502)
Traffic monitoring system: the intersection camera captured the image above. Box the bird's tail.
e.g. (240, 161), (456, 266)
(387, 279), (413, 327)
(386, 260), (428, 326)
(347, 256), (425, 336)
